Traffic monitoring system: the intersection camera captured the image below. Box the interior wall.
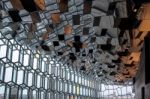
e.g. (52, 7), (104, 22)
(134, 36), (150, 99)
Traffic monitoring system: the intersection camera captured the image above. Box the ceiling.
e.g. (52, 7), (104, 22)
(0, 0), (150, 83)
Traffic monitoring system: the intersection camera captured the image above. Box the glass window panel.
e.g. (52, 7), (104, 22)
(50, 92), (54, 99)
(57, 66), (60, 76)
(22, 89), (28, 99)
(69, 83), (72, 93)
(80, 86), (82, 95)
(82, 77), (84, 85)
(85, 79), (87, 86)
(60, 68), (63, 78)
(71, 71), (74, 81)
(5, 86), (10, 99)
(73, 84), (76, 94)
(33, 58), (38, 69)
(108, 85), (114, 90)
(67, 70), (70, 80)
(79, 76), (81, 84)
(0, 63), (4, 81)
(87, 80), (90, 87)
(75, 74), (78, 83)
(28, 73), (33, 86)
(77, 85), (80, 95)
(23, 54), (29, 66)
(60, 81), (62, 91)
(101, 84), (105, 91)
(117, 88), (122, 95)
(55, 67), (58, 76)
(10, 87), (18, 99)
(51, 77), (55, 90)
(62, 81), (65, 92)
(48, 77), (51, 89)
(12, 50), (19, 62)
(127, 86), (132, 93)
(32, 90), (37, 99)
(108, 90), (114, 95)
(65, 82), (68, 92)
(17, 88), (22, 99)
(41, 92), (45, 99)
(47, 92), (51, 99)
(17, 70), (24, 84)
(54, 77), (57, 90)
(0, 85), (5, 98)
(51, 66), (55, 74)
(86, 88), (90, 96)
(5, 67), (13, 82)
(122, 87), (127, 95)
(63, 69), (66, 79)
(12, 68), (17, 83)
(49, 64), (52, 74)
(37, 75), (41, 88)
(0, 45), (7, 58)
(45, 77), (48, 89)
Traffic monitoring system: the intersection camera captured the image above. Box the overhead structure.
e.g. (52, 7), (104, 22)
(0, 1), (150, 98)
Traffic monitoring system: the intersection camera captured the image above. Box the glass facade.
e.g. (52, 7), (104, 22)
(0, 31), (100, 99)
(0, 30), (135, 99)
(100, 84), (134, 99)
